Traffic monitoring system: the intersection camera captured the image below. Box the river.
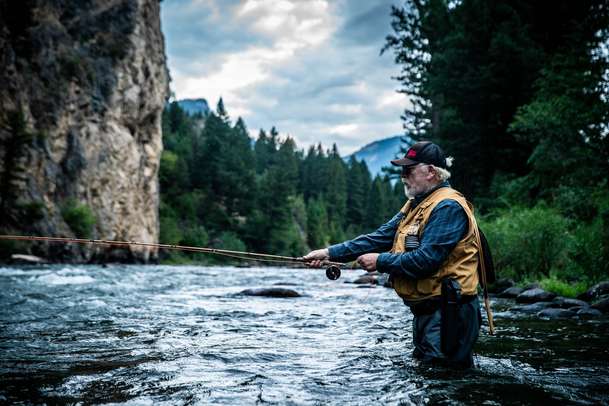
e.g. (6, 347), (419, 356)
(1, 265), (608, 405)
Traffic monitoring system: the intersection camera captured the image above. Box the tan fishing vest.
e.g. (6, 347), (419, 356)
(391, 187), (479, 303)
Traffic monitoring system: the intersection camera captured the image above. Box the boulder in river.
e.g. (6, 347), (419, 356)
(488, 278), (515, 294)
(516, 288), (556, 303)
(578, 281), (609, 302)
(498, 287), (524, 298)
(511, 302), (553, 314)
(351, 274), (377, 285)
(537, 308), (576, 319)
(591, 296), (609, 313)
(551, 297), (589, 309)
(240, 288), (301, 298)
(577, 308), (603, 318)
(10, 254), (48, 264)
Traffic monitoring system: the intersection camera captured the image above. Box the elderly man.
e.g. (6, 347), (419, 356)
(304, 141), (482, 369)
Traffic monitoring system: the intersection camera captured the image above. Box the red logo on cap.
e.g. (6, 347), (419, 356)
(407, 149), (417, 158)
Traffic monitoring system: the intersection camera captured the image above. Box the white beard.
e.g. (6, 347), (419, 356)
(402, 178), (415, 199)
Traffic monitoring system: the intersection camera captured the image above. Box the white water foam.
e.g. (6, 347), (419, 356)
(32, 268), (95, 285)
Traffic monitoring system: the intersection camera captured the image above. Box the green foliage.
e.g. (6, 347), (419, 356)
(217, 231), (246, 253)
(61, 199), (96, 238)
(159, 101), (405, 264)
(571, 209), (609, 284)
(306, 197), (329, 249)
(383, 0), (609, 290)
(159, 150), (178, 185)
(182, 225), (209, 248)
(384, 0), (608, 200)
(159, 204), (182, 245)
(480, 205), (575, 280)
(538, 276), (587, 299)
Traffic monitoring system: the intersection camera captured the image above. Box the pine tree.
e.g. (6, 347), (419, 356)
(216, 97), (229, 124)
(322, 144), (348, 234)
(383, 0), (557, 198)
(346, 156), (372, 235)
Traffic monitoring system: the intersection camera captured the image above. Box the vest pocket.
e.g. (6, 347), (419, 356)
(417, 274), (439, 296)
(393, 276), (417, 298)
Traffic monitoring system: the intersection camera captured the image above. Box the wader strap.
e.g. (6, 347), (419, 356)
(474, 224), (495, 335)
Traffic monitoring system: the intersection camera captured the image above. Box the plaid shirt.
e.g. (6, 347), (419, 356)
(328, 182), (468, 280)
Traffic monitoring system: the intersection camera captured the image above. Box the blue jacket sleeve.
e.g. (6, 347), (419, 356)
(327, 211), (404, 263)
(376, 200), (468, 280)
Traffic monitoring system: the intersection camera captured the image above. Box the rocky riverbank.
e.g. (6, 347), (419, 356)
(345, 272), (609, 320)
(491, 280), (609, 320)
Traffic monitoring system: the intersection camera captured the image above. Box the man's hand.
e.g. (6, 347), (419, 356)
(302, 248), (329, 268)
(357, 253), (379, 272)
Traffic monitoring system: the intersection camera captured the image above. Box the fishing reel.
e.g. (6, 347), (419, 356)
(325, 265), (341, 280)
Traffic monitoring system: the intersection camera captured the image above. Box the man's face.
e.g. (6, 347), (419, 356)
(401, 164), (432, 198)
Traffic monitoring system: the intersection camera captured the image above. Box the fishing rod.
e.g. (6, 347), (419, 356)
(0, 234), (347, 280)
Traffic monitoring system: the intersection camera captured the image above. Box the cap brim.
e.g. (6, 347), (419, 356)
(390, 157), (418, 166)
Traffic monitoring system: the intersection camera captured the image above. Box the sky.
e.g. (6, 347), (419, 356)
(160, 0), (408, 155)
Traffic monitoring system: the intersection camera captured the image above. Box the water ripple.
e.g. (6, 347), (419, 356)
(0, 265), (608, 404)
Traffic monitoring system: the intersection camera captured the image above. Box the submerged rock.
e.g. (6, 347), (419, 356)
(577, 308), (603, 318)
(498, 287), (524, 298)
(492, 311), (520, 320)
(551, 297), (589, 309)
(511, 302), (553, 314)
(591, 297), (609, 313)
(516, 288), (556, 303)
(240, 288), (301, 298)
(351, 274), (377, 285)
(537, 308), (575, 319)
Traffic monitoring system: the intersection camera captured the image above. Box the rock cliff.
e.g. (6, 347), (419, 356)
(0, 0), (169, 262)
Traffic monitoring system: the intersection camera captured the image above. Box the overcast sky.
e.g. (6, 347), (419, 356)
(160, 0), (408, 155)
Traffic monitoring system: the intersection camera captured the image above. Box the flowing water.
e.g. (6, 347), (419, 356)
(1, 265), (608, 405)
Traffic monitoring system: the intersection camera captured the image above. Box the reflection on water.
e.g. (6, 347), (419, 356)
(1, 265), (608, 405)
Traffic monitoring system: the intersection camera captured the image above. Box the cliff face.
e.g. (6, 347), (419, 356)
(0, 0), (169, 262)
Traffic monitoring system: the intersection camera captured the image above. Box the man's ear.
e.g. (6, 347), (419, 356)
(426, 165), (436, 180)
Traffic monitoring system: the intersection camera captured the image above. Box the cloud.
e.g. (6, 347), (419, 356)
(161, 0), (407, 155)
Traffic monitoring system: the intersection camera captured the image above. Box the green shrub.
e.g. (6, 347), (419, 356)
(479, 204), (575, 281)
(159, 213), (182, 245)
(217, 231), (246, 252)
(182, 225), (208, 248)
(61, 199), (96, 238)
(159, 150), (178, 185)
(539, 275), (587, 298)
(571, 216), (608, 284)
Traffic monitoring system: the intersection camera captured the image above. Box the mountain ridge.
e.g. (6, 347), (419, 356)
(346, 134), (413, 178)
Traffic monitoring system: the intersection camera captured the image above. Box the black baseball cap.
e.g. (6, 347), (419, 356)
(391, 141), (448, 169)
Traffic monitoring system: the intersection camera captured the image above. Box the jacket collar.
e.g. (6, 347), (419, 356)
(411, 181), (450, 209)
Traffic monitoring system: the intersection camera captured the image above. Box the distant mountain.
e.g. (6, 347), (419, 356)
(177, 98), (210, 116)
(346, 135), (414, 178)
